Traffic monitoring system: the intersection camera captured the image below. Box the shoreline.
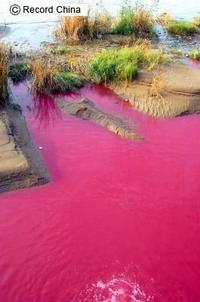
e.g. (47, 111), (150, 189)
(0, 86), (50, 194)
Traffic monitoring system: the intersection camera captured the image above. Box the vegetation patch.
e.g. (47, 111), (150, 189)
(31, 60), (85, 94)
(0, 44), (8, 105)
(9, 62), (30, 83)
(55, 12), (112, 43)
(88, 45), (167, 84)
(54, 7), (154, 42)
(112, 8), (135, 36)
(166, 20), (198, 36)
(188, 49), (200, 60)
(52, 71), (85, 93)
(160, 14), (200, 36)
(112, 6), (154, 37)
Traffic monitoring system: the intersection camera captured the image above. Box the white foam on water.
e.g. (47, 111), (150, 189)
(78, 275), (154, 302)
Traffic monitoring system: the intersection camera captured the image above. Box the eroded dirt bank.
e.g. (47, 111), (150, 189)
(0, 102), (49, 194)
(112, 64), (200, 118)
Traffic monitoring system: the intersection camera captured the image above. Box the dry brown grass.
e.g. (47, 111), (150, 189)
(54, 11), (112, 43)
(31, 60), (56, 94)
(134, 8), (154, 36)
(31, 59), (85, 94)
(90, 10), (112, 35)
(149, 72), (163, 99)
(66, 54), (89, 75)
(0, 44), (8, 104)
(55, 16), (90, 42)
(157, 13), (174, 27)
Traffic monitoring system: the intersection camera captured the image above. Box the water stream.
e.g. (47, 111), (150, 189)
(0, 82), (200, 301)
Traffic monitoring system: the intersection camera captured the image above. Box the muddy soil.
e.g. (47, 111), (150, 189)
(57, 98), (142, 140)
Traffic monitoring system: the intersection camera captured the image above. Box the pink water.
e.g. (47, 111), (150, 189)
(0, 83), (200, 302)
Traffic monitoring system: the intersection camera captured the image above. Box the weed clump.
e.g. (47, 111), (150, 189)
(89, 44), (167, 84)
(9, 62), (30, 83)
(31, 60), (85, 94)
(113, 8), (135, 36)
(112, 6), (154, 37)
(0, 44), (8, 104)
(188, 49), (200, 60)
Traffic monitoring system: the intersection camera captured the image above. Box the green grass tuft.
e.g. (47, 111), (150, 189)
(88, 45), (167, 84)
(9, 62), (30, 83)
(113, 8), (135, 35)
(52, 71), (85, 93)
(117, 63), (138, 82)
(89, 51), (117, 83)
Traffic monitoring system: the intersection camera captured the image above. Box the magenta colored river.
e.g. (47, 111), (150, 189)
(0, 83), (200, 302)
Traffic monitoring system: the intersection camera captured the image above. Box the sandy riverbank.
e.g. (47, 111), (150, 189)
(0, 93), (49, 193)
